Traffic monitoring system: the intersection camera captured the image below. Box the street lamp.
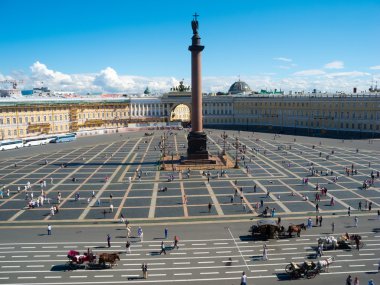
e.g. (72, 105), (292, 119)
(234, 136), (239, 169)
(221, 131), (228, 155)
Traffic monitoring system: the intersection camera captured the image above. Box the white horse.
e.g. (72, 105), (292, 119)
(318, 236), (337, 250)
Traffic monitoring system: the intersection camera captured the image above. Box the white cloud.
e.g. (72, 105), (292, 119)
(324, 60), (344, 69)
(277, 66), (291, 70)
(325, 71), (370, 78)
(370, 65), (380, 70)
(30, 61), (72, 84)
(273, 57), (292, 62)
(2, 61), (376, 95)
(293, 69), (326, 76)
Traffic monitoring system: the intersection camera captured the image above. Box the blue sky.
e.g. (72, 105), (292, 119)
(0, 0), (379, 93)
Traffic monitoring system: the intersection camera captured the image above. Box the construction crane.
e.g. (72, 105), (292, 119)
(0, 80), (24, 89)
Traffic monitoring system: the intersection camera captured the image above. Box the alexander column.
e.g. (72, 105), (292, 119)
(187, 13), (208, 160)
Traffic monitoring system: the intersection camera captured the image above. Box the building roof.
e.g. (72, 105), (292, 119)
(228, 80), (252, 94)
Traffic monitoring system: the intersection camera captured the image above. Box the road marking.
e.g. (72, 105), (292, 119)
(194, 252), (210, 255)
(349, 265), (366, 267)
(174, 273), (192, 276)
(21, 247), (35, 249)
(214, 242), (229, 245)
(17, 276), (36, 279)
(2, 265), (20, 268)
(192, 243), (206, 246)
(27, 265), (45, 268)
(329, 266), (342, 268)
(282, 248), (297, 250)
(70, 276), (88, 278)
(198, 261), (215, 264)
(251, 269), (268, 272)
(0, 247), (14, 250)
(0, 277), (9, 280)
(34, 255), (50, 257)
(170, 252), (186, 255)
(42, 246), (57, 249)
(359, 253), (374, 256)
(226, 271), (242, 274)
(45, 276), (61, 279)
(94, 275), (114, 278)
(12, 255), (27, 258)
(337, 254), (353, 257)
(200, 272), (219, 275)
(216, 251), (232, 254)
(174, 262), (190, 265)
(150, 274), (167, 277)
(64, 245), (77, 248)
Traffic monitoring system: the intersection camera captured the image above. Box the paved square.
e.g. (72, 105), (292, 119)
(0, 129), (379, 224)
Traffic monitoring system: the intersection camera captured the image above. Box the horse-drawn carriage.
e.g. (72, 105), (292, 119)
(250, 220), (285, 239)
(337, 233), (364, 249)
(66, 250), (120, 270)
(285, 261), (318, 279)
(250, 220), (306, 240)
(285, 257), (334, 279)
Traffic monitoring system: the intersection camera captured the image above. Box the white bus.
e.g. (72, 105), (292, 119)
(0, 139), (24, 151)
(23, 137), (51, 147)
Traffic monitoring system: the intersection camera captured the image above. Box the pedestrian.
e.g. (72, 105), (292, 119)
(354, 277), (359, 285)
(316, 244), (323, 257)
(354, 216), (358, 227)
(47, 224), (52, 235)
(331, 221), (335, 233)
(369, 202), (372, 211)
(355, 236), (360, 251)
(164, 227), (168, 239)
(159, 241), (166, 255)
(107, 234), (111, 247)
(262, 243), (268, 261)
(142, 263), (147, 279)
(348, 206), (351, 216)
(277, 216), (281, 225)
(208, 202), (212, 213)
(358, 201), (362, 211)
(378, 210), (380, 220)
(50, 177), (54, 185)
(346, 275), (353, 285)
(241, 271), (247, 285)
(173, 235), (179, 249)
(138, 226), (143, 242)
(368, 279), (374, 285)
(319, 216), (323, 227)
(126, 240), (131, 254)
(109, 203), (114, 213)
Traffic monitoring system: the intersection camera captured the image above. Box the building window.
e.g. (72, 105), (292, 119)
(37, 116), (41, 122)
(13, 117), (16, 124)
(19, 118), (23, 123)
(14, 130), (17, 135)
(7, 118), (10, 124)
(44, 116), (47, 122)
(8, 130), (11, 136)
(31, 117), (34, 123)
(0, 118), (3, 124)
(20, 129), (23, 135)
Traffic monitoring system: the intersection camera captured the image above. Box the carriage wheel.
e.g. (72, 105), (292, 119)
(273, 231), (279, 239)
(285, 264), (294, 273)
(359, 242), (365, 249)
(306, 270), (317, 279)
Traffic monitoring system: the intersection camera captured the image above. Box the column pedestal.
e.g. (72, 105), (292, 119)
(187, 131), (209, 159)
